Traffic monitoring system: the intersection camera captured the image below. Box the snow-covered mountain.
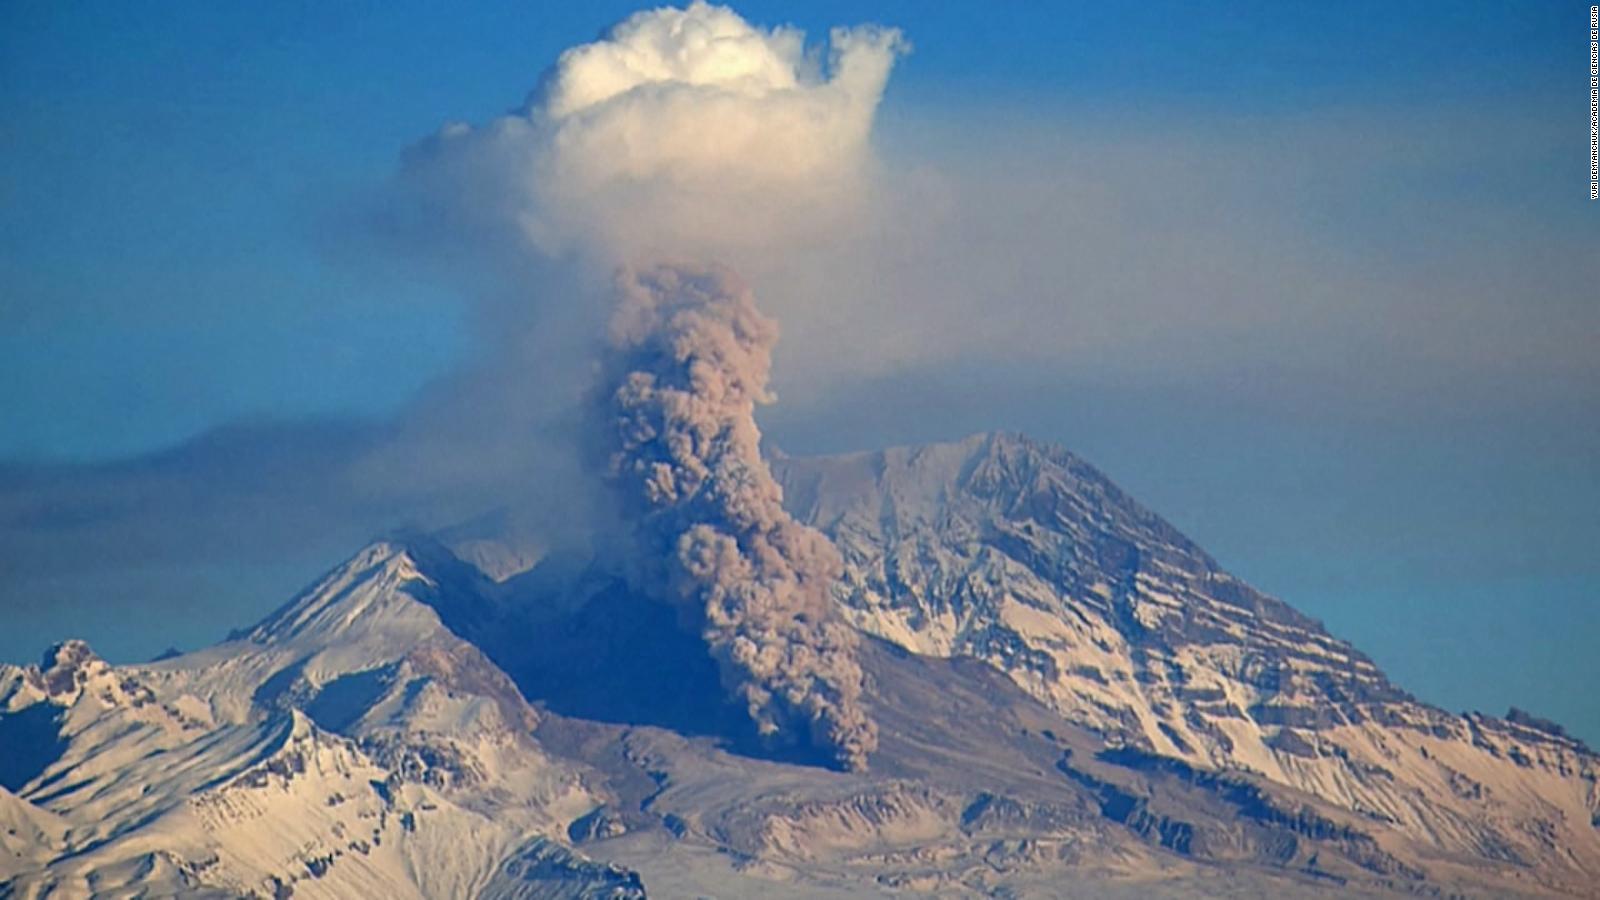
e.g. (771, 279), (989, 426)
(776, 433), (1600, 891)
(0, 543), (597, 898)
(2, 432), (1596, 897)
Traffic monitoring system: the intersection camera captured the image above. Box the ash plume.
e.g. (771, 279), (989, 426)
(383, 4), (899, 767)
(599, 262), (876, 771)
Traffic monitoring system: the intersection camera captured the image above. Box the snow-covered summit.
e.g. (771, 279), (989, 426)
(776, 431), (1600, 886)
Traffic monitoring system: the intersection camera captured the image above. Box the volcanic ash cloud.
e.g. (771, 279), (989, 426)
(600, 263), (876, 771)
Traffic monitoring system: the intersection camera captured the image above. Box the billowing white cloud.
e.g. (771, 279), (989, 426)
(541, 3), (809, 118)
(404, 1), (905, 263)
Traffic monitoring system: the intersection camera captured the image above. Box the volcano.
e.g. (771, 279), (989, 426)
(2, 432), (1596, 898)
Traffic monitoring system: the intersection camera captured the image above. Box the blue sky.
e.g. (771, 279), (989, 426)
(2, 0), (1588, 460)
(2, 2), (1596, 740)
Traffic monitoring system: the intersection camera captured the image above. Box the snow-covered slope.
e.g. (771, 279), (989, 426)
(0, 542), (600, 898)
(0, 786), (64, 883)
(776, 432), (1600, 894)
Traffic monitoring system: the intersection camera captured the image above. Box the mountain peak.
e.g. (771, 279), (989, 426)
(778, 432), (1413, 758)
(39, 639), (98, 674)
(243, 540), (450, 649)
(33, 639), (106, 702)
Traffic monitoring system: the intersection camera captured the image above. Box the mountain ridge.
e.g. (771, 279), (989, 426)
(1, 430), (1596, 897)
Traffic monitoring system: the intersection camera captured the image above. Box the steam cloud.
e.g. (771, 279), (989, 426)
(401, 0), (905, 264)
(601, 264), (876, 771)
